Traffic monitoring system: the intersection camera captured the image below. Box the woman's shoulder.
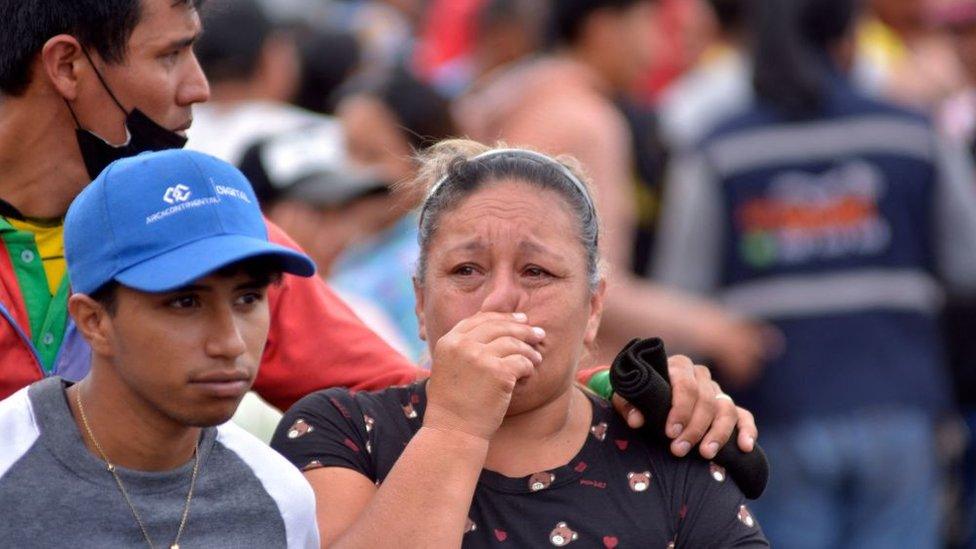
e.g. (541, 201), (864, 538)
(285, 382), (427, 421)
(271, 382), (428, 481)
(583, 392), (767, 545)
(275, 382), (428, 448)
(583, 390), (740, 496)
(583, 390), (669, 458)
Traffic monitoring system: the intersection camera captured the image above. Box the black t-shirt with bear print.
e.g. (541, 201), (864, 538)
(271, 382), (768, 548)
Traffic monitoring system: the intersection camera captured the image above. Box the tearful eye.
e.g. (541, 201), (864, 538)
(523, 266), (551, 278)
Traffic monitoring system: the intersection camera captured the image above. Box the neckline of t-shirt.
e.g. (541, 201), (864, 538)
(476, 390), (613, 495)
(32, 377), (218, 495)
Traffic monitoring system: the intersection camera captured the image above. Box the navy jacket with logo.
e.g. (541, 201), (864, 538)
(655, 77), (976, 424)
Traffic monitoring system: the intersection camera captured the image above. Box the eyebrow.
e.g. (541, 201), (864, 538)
(173, 284), (209, 293)
(517, 240), (559, 258)
(445, 240), (487, 254)
(168, 279), (269, 293)
(234, 280), (271, 291)
(443, 239), (564, 261)
(165, 32), (201, 51)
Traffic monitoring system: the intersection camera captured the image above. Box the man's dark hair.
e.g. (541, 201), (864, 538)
(0, 0), (204, 96)
(91, 256), (285, 315)
(194, 0), (272, 84)
(90, 281), (122, 315)
(549, 0), (650, 46)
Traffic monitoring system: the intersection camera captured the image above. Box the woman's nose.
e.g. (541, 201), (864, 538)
(479, 271), (525, 313)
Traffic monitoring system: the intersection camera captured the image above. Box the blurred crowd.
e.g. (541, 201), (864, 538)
(183, 0), (976, 546)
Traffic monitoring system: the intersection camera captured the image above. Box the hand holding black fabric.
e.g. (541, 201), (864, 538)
(609, 338), (769, 499)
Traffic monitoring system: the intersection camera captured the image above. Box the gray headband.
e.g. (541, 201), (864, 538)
(418, 148), (597, 227)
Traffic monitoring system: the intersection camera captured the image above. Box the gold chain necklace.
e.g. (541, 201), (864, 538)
(75, 389), (200, 549)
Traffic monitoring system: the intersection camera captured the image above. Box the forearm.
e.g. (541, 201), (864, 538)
(332, 426), (488, 548)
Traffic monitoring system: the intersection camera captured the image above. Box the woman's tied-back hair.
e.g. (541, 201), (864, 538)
(410, 139), (601, 291)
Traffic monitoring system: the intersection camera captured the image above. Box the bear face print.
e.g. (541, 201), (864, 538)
(710, 462), (726, 482)
(402, 403), (418, 419)
(590, 422), (608, 441)
(550, 522), (579, 546)
(364, 414), (375, 432)
(528, 471), (555, 492)
(737, 505), (756, 528)
(628, 471), (651, 492)
(287, 419), (314, 439)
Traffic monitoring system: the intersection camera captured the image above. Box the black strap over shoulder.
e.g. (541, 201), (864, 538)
(0, 197), (25, 220)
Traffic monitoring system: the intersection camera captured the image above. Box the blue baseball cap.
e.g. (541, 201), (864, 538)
(65, 149), (316, 295)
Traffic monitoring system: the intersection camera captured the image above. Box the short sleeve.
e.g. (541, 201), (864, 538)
(671, 459), (769, 548)
(270, 389), (375, 480)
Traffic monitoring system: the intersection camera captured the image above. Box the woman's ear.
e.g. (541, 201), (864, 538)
(40, 34), (86, 101)
(583, 278), (606, 347)
(413, 277), (428, 341)
(68, 294), (116, 358)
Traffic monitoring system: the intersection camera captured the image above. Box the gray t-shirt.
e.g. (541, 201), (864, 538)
(0, 377), (319, 548)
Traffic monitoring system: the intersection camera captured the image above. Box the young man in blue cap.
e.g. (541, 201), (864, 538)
(0, 150), (319, 548)
(0, 0), (422, 410)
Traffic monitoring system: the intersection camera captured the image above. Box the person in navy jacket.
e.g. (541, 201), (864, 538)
(656, 0), (976, 546)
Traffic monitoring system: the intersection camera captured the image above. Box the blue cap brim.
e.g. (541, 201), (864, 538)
(113, 234), (316, 293)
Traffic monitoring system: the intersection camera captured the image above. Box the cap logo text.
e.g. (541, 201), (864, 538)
(214, 184), (251, 203)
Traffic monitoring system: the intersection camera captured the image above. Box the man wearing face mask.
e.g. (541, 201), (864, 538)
(67, 48), (191, 181)
(0, 0), (422, 409)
